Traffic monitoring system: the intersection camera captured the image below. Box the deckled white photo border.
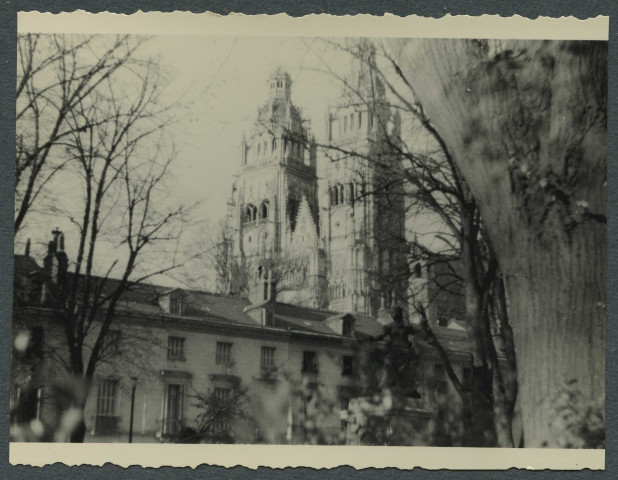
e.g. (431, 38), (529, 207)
(18, 10), (609, 39)
(10, 10), (608, 470)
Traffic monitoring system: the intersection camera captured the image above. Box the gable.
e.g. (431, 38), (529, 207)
(289, 196), (318, 253)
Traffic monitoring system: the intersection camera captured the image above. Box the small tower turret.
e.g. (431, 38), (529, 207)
(268, 68), (292, 102)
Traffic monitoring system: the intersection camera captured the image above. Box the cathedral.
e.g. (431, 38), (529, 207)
(228, 54), (407, 316)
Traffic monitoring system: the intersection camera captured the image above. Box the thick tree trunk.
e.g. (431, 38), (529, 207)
(388, 39), (606, 447)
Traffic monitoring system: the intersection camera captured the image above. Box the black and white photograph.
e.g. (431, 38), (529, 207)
(8, 11), (607, 469)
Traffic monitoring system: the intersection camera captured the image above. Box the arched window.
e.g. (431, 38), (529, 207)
(264, 141), (268, 154)
(350, 113), (355, 130)
(343, 116), (348, 132)
(272, 138), (277, 151)
(414, 262), (422, 278)
(358, 112), (362, 128)
(338, 183), (345, 204)
(260, 200), (269, 220)
(257, 143), (261, 157)
(246, 204), (257, 222)
(350, 183), (355, 202)
(331, 184), (339, 206)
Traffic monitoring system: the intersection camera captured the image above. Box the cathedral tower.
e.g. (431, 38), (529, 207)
(319, 44), (407, 315)
(230, 69), (326, 308)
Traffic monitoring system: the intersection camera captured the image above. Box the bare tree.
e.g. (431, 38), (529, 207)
(295, 38), (519, 446)
(189, 381), (253, 444)
(15, 34), (193, 442)
(386, 39), (606, 448)
(15, 34), (148, 235)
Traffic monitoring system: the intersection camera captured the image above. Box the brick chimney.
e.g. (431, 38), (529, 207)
(42, 228), (68, 303)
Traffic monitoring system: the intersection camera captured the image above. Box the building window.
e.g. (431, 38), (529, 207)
(332, 183), (347, 206)
(216, 342), (233, 365)
(340, 394), (351, 432)
(213, 387), (231, 434)
(261, 309), (274, 327)
(261, 346), (276, 374)
(342, 355), (354, 376)
(358, 111), (363, 128)
(434, 364), (448, 395)
(414, 262), (422, 278)
(245, 204), (257, 222)
(163, 383), (183, 435)
(342, 318), (354, 337)
(260, 200), (269, 220)
(15, 386), (42, 423)
(302, 351), (318, 373)
(96, 379), (118, 416)
(95, 379), (119, 435)
(169, 296), (184, 315)
(104, 329), (121, 355)
(343, 116), (348, 132)
(167, 336), (185, 361)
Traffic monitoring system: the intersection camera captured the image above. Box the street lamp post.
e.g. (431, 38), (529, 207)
(129, 376), (138, 443)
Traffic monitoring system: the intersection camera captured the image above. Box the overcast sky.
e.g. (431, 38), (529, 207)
(148, 35), (350, 226)
(15, 35), (357, 287)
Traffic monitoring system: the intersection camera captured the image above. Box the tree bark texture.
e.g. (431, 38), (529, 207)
(388, 39), (606, 447)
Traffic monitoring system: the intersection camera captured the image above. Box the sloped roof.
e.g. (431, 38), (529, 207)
(13, 254), (471, 348)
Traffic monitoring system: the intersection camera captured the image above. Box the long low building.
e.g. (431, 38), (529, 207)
(11, 232), (477, 445)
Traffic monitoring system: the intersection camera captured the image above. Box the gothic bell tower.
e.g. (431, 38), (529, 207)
(320, 44), (407, 316)
(229, 68), (326, 307)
